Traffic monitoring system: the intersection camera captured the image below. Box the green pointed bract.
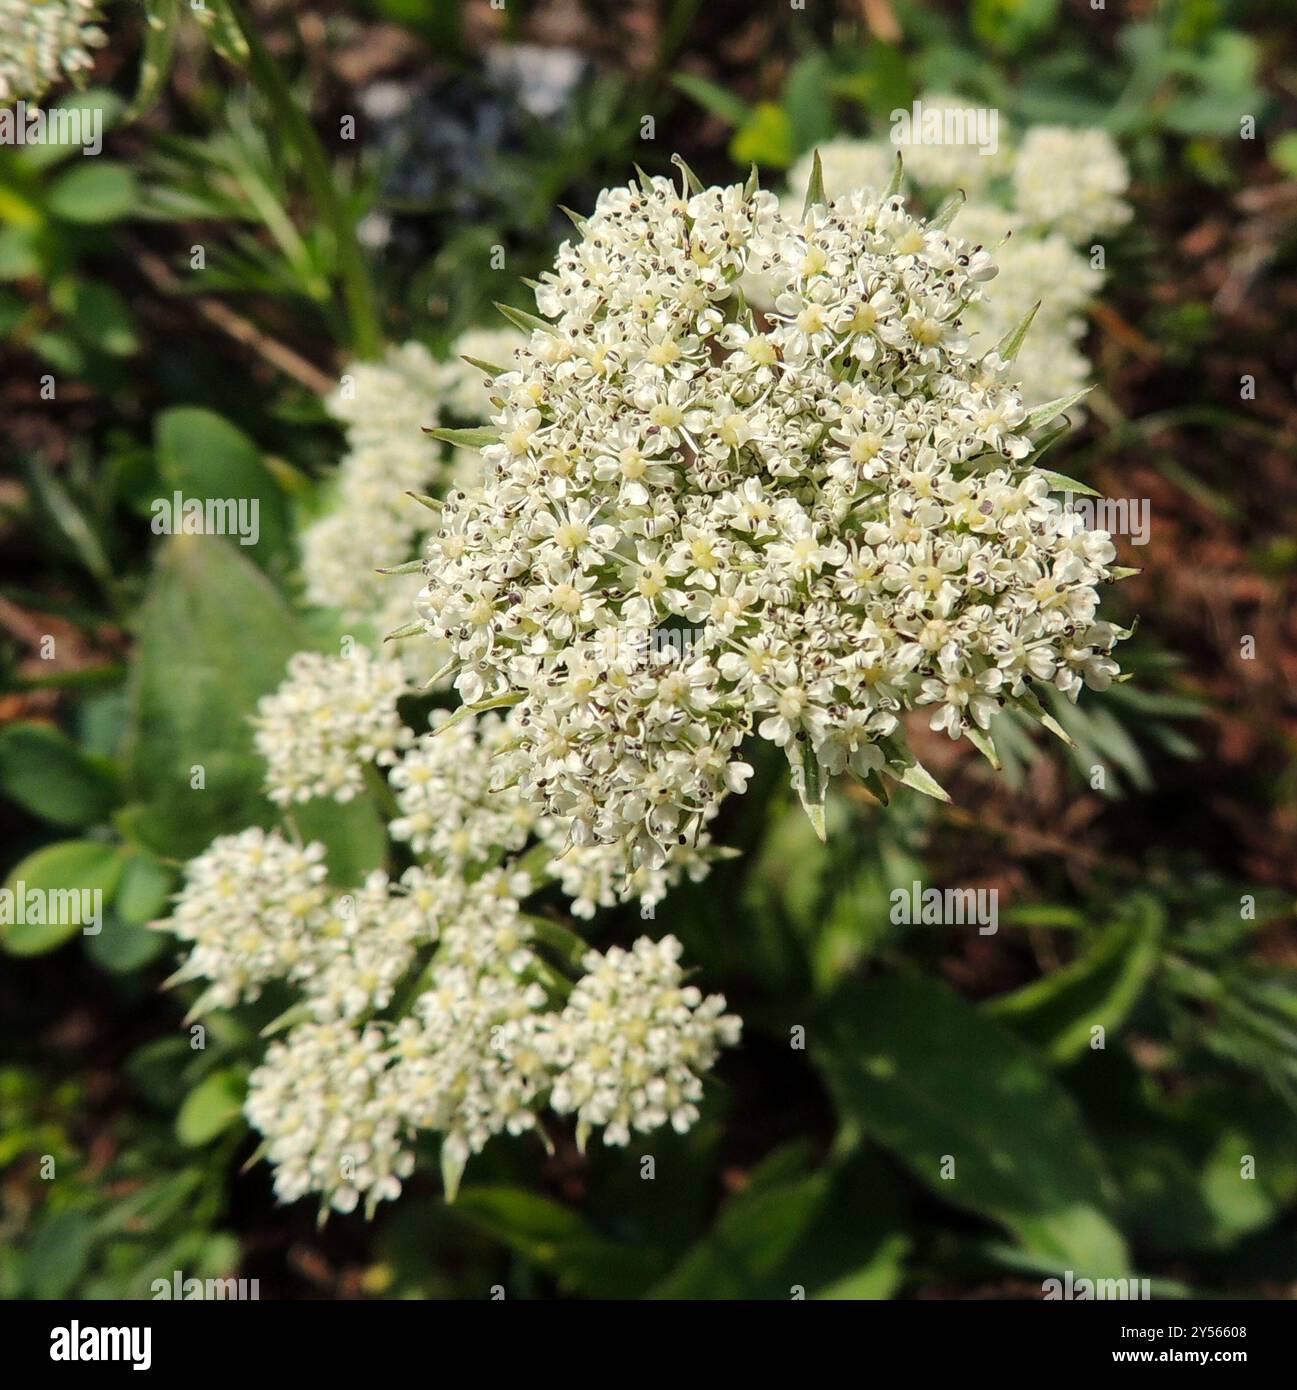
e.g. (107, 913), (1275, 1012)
(1025, 419), (1072, 464)
(260, 1001), (312, 1039)
(406, 491), (441, 512)
(744, 162), (761, 198)
(441, 1136), (469, 1204)
(789, 741), (828, 841)
(801, 149), (828, 219)
(879, 736), (952, 803)
(422, 658), (457, 690)
(853, 766), (890, 806)
(461, 355), (507, 379)
(375, 558), (423, 576)
(494, 301), (552, 336)
(1110, 565), (1141, 581)
(1026, 386), (1093, 433)
(930, 188), (966, 231)
(559, 204), (587, 232)
(964, 725), (1002, 771)
(426, 426), (501, 449)
(240, 1140), (271, 1176)
(883, 151), (905, 200)
(1037, 469), (1101, 498)
(991, 301), (1041, 365)
(1018, 689), (1078, 748)
(671, 152), (704, 196)
(432, 690), (526, 737)
(384, 620), (424, 642)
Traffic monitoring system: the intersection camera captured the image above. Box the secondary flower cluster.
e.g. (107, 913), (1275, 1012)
(415, 165), (1130, 872)
(155, 644), (739, 1213)
(300, 331), (524, 656)
(162, 824), (737, 1212)
(783, 98), (1131, 406)
(252, 647), (413, 806)
(250, 644), (718, 916)
(0, 0), (104, 103)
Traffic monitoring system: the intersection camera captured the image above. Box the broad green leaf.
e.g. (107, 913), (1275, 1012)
(113, 850), (177, 926)
(176, 1068), (247, 1147)
(51, 279), (138, 357)
(24, 1210), (93, 1298)
(1, 840), (123, 955)
(85, 913), (169, 973)
(47, 161), (138, 223)
(986, 899), (1163, 1062)
(649, 1148), (909, 1300)
(127, 0), (182, 121)
(0, 721), (119, 828)
(783, 53), (835, 156)
(122, 536), (309, 858)
(453, 1187), (647, 1297)
(814, 974), (1128, 1275)
(154, 407), (291, 573)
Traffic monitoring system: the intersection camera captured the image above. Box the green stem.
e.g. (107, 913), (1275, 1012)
(363, 761), (402, 821)
(223, 0), (382, 358)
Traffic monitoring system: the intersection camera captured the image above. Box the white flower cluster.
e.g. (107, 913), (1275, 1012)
(301, 333), (523, 655)
(416, 166), (1129, 872)
(0, 0), (104, 103)
(548, 935), (741, 1148)
(1011, 126), (1133, 244)
(245, 1020), (414, 1214)
(156, 827), (440, 1021)
(783, 104), (1130, 406)
(387, 709), (531, 868)
(388, 709), (716, 917)
(159, 828), (330, 1012)
(162, 832), (736, 1212)
(252, 647), (413, 806)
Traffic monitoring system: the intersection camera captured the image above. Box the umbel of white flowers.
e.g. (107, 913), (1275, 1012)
(156, 645), (740, 1212)
(0, 0), (105, 103)
(300, 330), (525, 659)
(160, 825), (740, 1214)
(414, 157), (1133, 873)
(778, 98), (1133, 407)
